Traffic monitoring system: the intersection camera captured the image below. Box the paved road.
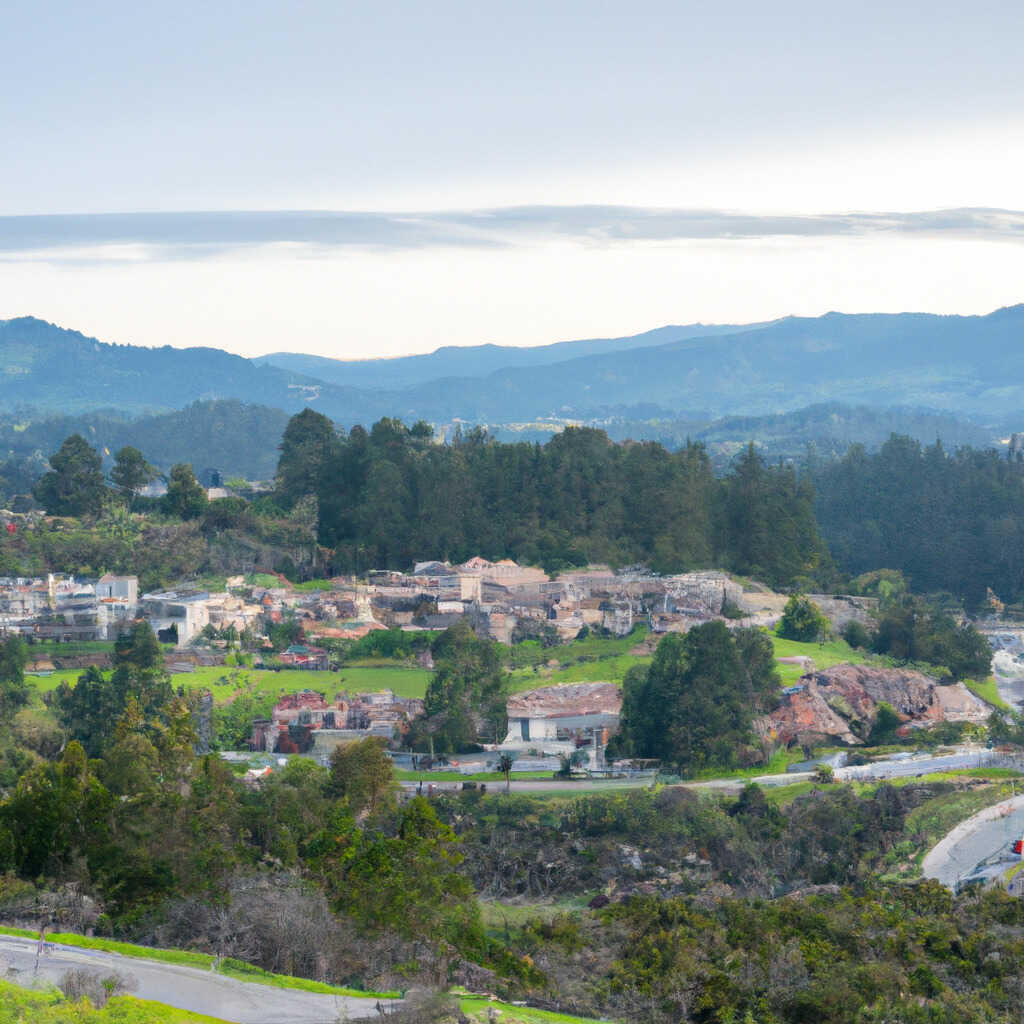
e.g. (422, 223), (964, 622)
(836, 749), (995, 783)
(401, 749), (1003, 796)
(921, 794), (1024, 890)
(0, 935), (387, 1023)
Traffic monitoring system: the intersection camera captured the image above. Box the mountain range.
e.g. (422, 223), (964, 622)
(2, 306), (1022, 482)
(5, 306), (1024, 428)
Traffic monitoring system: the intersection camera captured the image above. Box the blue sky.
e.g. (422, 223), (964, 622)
(2, 0), (1023, 357)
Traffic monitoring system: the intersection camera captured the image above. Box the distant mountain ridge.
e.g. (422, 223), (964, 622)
(254, 321), (771, 390)
(3, 305), (1023, 428)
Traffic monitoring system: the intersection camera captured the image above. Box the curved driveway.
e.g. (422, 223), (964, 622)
(0, 934), (386, 1023)
(921, 793), (1024, 890)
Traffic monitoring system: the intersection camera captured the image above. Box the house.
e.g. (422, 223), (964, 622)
(501, 682), (621, 766)
(96, 574), (139, 606)
(278, 644), (329, 670)
(249, 688), (425, 757)
(139, 589), (212, 645)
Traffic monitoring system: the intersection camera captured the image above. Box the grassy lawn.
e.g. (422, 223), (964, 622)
(964, 676), (1011, 712)
(33, 664), (432, 703)
(770, 633), (868, 683)
(510, 652), (649, 691)
(509, 628), (648, 670)
(508, 628), (651, 691)
(461, 996), (614, 1023)
(689, 746), (806, 781)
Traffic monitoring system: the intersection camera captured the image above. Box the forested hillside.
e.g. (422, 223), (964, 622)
(0, 400), (288, 483)
(814, 435), (1024, 607)
(6, 306), (1024, 426)
(278, 412), (826, 585)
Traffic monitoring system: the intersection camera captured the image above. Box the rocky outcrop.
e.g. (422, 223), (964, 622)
(755, 663), (989, 748)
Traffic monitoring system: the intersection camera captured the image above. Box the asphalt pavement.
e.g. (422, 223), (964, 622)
(921, 794), (1024, 890)
(0, 934), (388, 1023)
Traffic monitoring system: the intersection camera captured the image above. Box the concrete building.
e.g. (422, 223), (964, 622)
(139, 589), (212, 645)
(501, 682), (621, 766)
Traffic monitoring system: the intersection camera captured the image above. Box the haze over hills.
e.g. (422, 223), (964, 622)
(2, 307), (1022, 464)
(254, 321), (771, 391)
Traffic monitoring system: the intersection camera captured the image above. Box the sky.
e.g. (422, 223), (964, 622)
(2, 0), (1023, 358)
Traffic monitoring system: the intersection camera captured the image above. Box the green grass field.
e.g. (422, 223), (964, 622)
(770, 633), (869, 683)
(964, 676), (1011, 712)
(30, 664), (432, 703)
(394, 770), (553, 782)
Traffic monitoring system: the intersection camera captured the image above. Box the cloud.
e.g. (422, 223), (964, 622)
(1, 206), (1023, 262)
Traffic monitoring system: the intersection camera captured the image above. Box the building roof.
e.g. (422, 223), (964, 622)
(507, 681), (621, 720)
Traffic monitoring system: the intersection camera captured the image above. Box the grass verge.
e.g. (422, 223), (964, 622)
(0, 979), (234, 1022)
(963, 677), (1011, 712)
(461, 996), (614, 1023)
(0, 926), (398, 999)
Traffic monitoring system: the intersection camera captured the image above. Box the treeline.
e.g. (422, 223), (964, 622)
(278, 411), (827, 586)
(813, 435), (1024, 607)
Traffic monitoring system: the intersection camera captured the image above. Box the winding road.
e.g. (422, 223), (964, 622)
(0, 934), (387, 1023)
(921, 794), (1024, 890)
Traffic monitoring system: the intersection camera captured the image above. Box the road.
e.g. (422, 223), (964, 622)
(921, 794), (1024, 890)
(0, 934), (387, 1023)
(401, 748), (1003, 796)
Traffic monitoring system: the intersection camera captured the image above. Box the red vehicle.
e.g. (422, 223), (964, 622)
(1013, 838), (1023, 856)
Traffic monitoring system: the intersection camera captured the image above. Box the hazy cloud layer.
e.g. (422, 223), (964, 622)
(1, 207), (1023, 261)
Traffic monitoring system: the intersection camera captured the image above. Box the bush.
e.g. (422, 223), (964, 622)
(841, 619), (872, 649)
(778, 595), (830, 642)
(59, 968), (136, 1007)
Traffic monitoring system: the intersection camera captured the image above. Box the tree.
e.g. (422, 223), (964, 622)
(332, 797), (481, 952)
(163, 463), (208, 520)
(778, 595), (830, 643)
(0, 636), (30, 719)
(110, 446), (156, 504)
(614, 622), (780, 774)
(33, 434), (106, 516)
(113, 619), (164, 672)
(497, 752), (513, 794)
(412, 621), (509, 752)
(327, 737), (394, 815)
(48, 623), (172, 757)
(276, 409), (340, 509)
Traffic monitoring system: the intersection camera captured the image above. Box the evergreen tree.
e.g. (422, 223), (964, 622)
(615, 622), (779, 773)
(163, 463), (208, 519)
(33, 434), (106, 516)
(276, 409), (341, 509)
(110, 445), (156, 504)
(412, 620), (508, 752)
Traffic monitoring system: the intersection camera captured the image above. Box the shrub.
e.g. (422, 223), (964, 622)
(59, 967), (136, 1007)
(778, 595), (830, 642)
(841, 619), (871, 649)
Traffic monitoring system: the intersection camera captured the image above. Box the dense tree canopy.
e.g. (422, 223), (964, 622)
(412, 620), (509, 752)
(613, 622), (780, 773)
(777, 594), (830, 642)
(278, 416), (827, 585)
(814, 435), (1024, 606)
(109, 445), (156, 502)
